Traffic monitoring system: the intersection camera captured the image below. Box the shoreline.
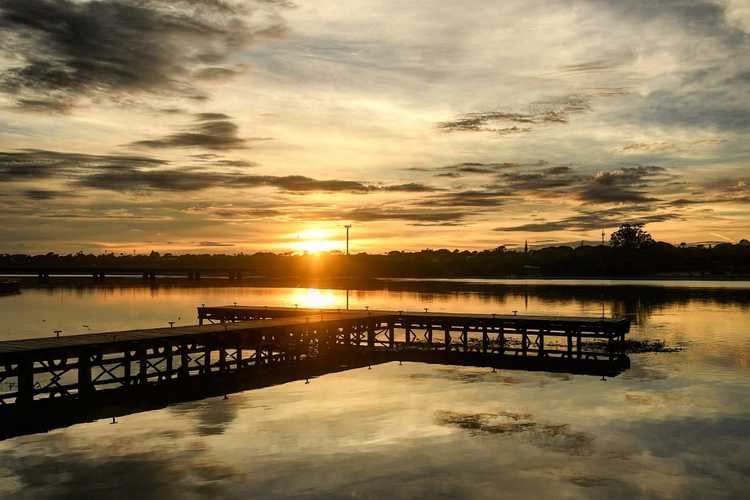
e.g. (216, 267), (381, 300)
(3, 274), (750, 291)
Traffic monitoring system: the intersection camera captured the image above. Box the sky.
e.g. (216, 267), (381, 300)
(0, 0), (749, 254)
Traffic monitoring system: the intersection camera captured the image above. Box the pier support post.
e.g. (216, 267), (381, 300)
(482, 324), (488, 354)
(219, 347), (227, 372)
(566, 331), (573, 359)
(78, 351), (93, 399)
(17, 358), (34, 406)
(538, 330), (545, 357)
(367, 320), (375, 347)
(180, 341), (189, 378)
(139, 348), (148, 385)
(123, 350), (131, 386)
(165, 344), (173, 380)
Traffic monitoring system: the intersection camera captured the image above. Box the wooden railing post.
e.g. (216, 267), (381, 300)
(78, 350), (93, 400)
(17, 358), (33, 406)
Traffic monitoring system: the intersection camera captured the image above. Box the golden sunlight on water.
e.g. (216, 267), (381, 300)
(0, 281), (749, 499)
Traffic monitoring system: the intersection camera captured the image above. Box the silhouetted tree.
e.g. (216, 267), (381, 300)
(610, 224), (654, 249)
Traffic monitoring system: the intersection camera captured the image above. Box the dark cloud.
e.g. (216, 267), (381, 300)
(559, 59), (625, 74)
(193, 66), (246, 81)
(213, 159), (258, 167)
(488, 164), (670, 205)
(417, 190), (511, 207)
(196, 241), (235, 247)
(23, 189), (75, 200)
(231, 176), (440, 193)
(620, 142), (708, 153)
(0, 149), (441, 195)
(495, 206), (679, 232)
(437, 94), (596, 134)
(77, 167), (229, 192)
(0, 0), (289, 110)
(381, 183), (443, 192)
(188, 203), (470, 224)
(0, 149), (166, 182)
(497, 165), (583, 192)
(410, 161), (543, 177)
(591, 0), (747, 45)
(341, 207), (469, 223)
(184, 206), (284, 220)
(194, 113), (232, 121)
(129, 115), (264, 150)
(578, 166), (667, 204)
(77, 168), (380, 193)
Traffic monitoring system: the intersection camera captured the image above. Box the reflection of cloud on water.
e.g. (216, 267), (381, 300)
(169, 398), (242, 437)
(435, 410), (594, 456)
(408, 367), (521, 385)
(0, 432), (234, 499)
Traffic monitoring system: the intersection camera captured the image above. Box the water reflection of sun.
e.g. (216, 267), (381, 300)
(292, 229), (339, 254)
(288, 288), (340, 309)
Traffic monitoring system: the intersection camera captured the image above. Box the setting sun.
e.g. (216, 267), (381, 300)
(291, 229), (340, 254)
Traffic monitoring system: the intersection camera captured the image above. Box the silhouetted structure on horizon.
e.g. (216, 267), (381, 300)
(1, 240), (749, 280)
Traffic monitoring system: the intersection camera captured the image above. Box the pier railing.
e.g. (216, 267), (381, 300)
(0, 306), (630, 438)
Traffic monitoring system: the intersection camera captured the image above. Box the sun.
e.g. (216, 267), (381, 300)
(292, 228), (339, 254)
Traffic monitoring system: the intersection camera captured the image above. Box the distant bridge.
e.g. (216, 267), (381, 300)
(0, 266), (248, 281)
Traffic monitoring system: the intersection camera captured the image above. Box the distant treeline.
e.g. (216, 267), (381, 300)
(2, 242), (750, 277)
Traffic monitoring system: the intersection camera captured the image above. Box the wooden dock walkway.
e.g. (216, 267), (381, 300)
(0, 306), (630, 412)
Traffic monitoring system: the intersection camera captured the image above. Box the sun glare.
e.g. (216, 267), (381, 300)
(292, 229), (340, 254)
(288, 288), (340, 309)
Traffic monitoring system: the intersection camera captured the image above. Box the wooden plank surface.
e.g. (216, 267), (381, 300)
(201, 305), (630, 325)
(0, 312), (368, 356)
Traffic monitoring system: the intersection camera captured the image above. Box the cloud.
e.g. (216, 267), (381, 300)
(497, 165), (583, 192)
(416, 190), (510, 207)
(0, 148), (442, 195)
(77, 167), (229, 192)
(559, 59), (626, 75)
(23, 189), (75, 200)
(192, 66), (247, 81)
(495, 206), (679, 232)
(186, 203), (471, 224)
(381, 183), (443, 192)
(577, 166), (667, 204)
(409, 161), (543, 177)
(129, 114), (265, 151)
(437, 94), (598, 135)
(0, 0), (290, 110)
(77, 168), (387, 193)
(620, 139), (726, 153)
(196, 241), (235, 247)
(231, 176), (440, 193)
(339, 207), (470, 223)
(0, 149), (166, 182)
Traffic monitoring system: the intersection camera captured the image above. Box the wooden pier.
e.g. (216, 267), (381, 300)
(0, 306), (629, 437)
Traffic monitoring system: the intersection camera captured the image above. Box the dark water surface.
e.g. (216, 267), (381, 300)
(1, 281), (749, 499)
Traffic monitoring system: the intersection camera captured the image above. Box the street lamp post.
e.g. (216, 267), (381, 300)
(344, 224), (351, 256)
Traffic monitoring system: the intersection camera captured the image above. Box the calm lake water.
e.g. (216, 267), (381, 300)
(1, 280), (749, 499)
